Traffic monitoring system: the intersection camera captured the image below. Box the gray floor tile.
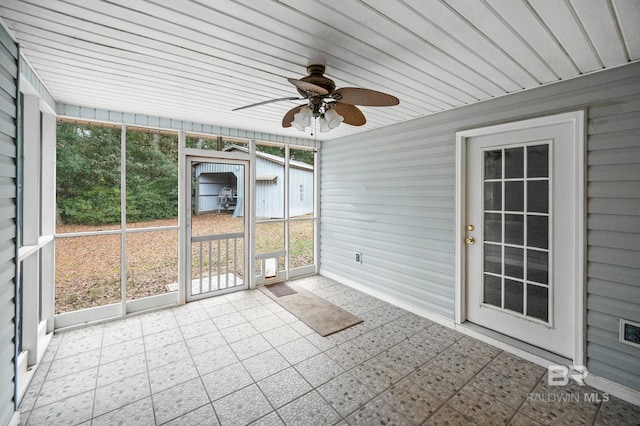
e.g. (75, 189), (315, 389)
(149, 357), (199, 394)
(22, 278), (640, 426)
(93, 371), (150, 417)
(192, 344), (238, 376)
(424, 404), (478, 425)
(262, 324), (302, 347)
(250, 313), (287, 333)
(141, 315), (179, 336)
(249, 411), (285, 426)
(428, 349), (487, 382)
(201, 362), (254, 401)
(100, 336), (145, 364)
(407, 364), (467, 401)
(277, 390), (341, 426)
(242, 349), (291, 381)
(212, 384), (273, 426)
(143, 327), (184, 351)
(325, 341), (371, 370)
(380, 378), (444, 425)
(97, 352), (147, 388)
(47, 348), (101, 380)
(55, 334), (103, 359)
(596, 395), (640, 425)
(35, 367), (98, 408)
(27, 390), (94, 426)
(230, 334), (273, 360)
(219, 322), (259, 342)
(295, 353), (345, 387)
(163, 403), (220, 426)
(275, 337), (321, 365)
(185, 329), (227, 356)
(350, 357), (404, 395)
(485, 352), (546, 389)
(448, 385), (517, 426)
(317, 372), (376, 417)
(152, 378), (210, 425)
(345, 396), (412, 426)
(146, 340), (191, 370)
(258, 367), (313, 409)
(91, 397), (156, 426)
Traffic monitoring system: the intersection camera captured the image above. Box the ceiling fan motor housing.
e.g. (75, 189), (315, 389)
(298, 64), (336, 96)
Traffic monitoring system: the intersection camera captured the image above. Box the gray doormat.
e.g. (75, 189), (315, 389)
(262, 282), (363, 336)
(266, 282), (297, 297)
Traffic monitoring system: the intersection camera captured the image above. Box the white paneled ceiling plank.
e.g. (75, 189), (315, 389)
(7, 23), (292, 114)
(445, 0), (557, 84)
(1, 7), (289, 104)
(569, 0), (628, 66)
(398, 0), (537, 90)
(232, 0), (465, 109)
(313, 0), (495, 101)
(2, 0), (638, 141)
(362, 0), (515, 94)
(39, 0), (303, 90)
(486, 0), (579, 79)
(179, 3), (448, 115)
(528, 0), (603, 73)
(612, 0), (640, 60)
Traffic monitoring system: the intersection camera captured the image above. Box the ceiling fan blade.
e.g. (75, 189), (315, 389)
(232, 96), (302, 111)
(282, 105), (304, 128)
(333, 103), (366, 126)
(333, 87), (399, 106)
(287, 78), (329, 96)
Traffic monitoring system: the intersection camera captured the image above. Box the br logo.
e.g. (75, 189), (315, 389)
(548, 365), (588, 386)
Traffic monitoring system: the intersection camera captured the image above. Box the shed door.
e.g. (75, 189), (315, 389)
(464, 114), (583, 359)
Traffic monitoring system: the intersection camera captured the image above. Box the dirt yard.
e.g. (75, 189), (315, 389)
(55, 214), (314, 313)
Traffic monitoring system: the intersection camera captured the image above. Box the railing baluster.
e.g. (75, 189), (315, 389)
(208, 240), (212, 292)
(198, 241), (203, 295)
(217, 239), (221, 290)
(234, 237), (238, 287)
(225, 238), (229, 288)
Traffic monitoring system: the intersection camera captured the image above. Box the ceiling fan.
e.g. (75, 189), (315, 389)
(232, 64), (399, 132)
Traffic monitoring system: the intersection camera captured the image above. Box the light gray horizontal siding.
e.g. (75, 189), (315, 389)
(57, 103), (319, 148)
(585, 74), (640, 390)
(320, 61), (640, 391)
(0, 22), (16, 426)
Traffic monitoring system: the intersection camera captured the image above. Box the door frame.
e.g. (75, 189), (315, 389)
(454, 110), (586, 365)
(180, 148), (253, 304)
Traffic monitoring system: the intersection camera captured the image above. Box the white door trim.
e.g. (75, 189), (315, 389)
(454, 110), (586, 365)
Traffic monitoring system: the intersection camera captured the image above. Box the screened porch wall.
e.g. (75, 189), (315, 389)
(0, 22), (17, 426)
(319, 62), (640, 392)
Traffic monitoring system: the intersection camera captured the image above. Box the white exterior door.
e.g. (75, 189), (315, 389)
(461, 112), (584, 360)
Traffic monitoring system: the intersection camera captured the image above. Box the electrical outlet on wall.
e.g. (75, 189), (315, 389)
(355, 252), (362, 264)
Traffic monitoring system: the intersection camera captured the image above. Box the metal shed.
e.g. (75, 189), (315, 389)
(194, 146), (313, 218)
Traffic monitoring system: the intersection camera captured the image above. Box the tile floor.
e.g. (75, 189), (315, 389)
(17, 275), (640, 425)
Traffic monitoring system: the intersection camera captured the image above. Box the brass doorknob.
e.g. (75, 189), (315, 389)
(465, 237), (475, 245)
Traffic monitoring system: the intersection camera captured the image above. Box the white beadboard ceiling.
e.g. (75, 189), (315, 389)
(2, 0), (639, 140)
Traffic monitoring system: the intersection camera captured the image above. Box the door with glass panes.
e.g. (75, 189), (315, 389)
(464, 115), (582, 359)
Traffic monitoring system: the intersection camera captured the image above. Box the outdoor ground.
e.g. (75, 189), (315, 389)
(55, 214), (314, 313)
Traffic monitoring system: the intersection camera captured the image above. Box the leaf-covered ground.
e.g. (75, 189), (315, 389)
(55, 214), (314, 313)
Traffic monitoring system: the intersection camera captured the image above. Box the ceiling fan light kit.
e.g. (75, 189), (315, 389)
(234, 64), (399, 134)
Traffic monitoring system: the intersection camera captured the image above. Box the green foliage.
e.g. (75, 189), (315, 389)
(56, 123), (178, 225)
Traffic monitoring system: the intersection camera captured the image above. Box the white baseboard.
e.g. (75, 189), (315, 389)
(9, 411), (20, 426)
(318, 270), (640, 407)
(586, 373), (640, 406)
(320, 270), (455, 328)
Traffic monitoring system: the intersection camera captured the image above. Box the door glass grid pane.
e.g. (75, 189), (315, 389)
(482, 143), (551, 322)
